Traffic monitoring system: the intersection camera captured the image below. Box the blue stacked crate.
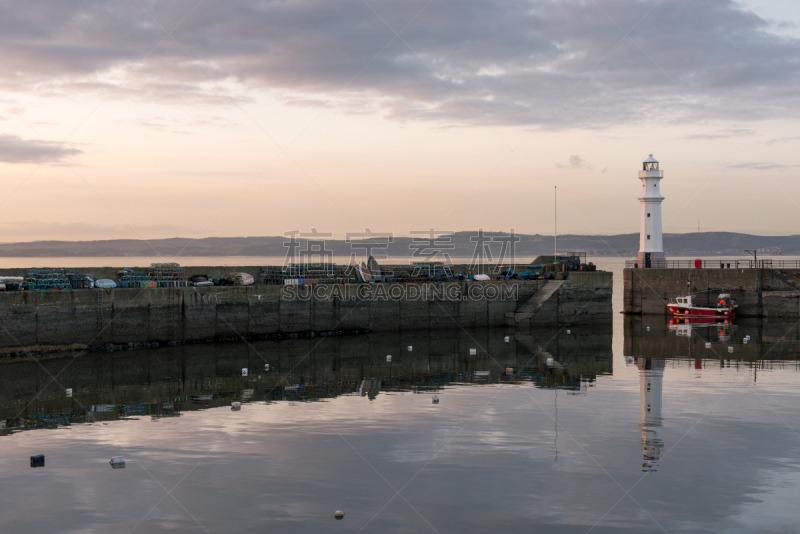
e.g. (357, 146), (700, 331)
(24, 268), (76, 290)
(149, 263), (187, 287)
(69, 274), (89, 289)
(258, 266), (290, 285)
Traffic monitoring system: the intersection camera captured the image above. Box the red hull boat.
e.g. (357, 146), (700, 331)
(667, 293), (737, 319)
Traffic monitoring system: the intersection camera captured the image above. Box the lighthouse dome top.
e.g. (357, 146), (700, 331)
(643, 154), (659, 171)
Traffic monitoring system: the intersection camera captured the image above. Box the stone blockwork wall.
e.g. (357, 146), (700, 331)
(522, 272), (613, 326)
(623, 268), (800, 317)
(0, 272), (612, 350)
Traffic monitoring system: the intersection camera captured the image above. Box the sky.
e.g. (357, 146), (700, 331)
(1, 0), (800, 242)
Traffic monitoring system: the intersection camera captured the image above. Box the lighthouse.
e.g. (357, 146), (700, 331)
(637, 154), (665, 268)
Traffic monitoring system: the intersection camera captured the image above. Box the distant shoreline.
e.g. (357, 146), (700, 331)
(0, 231), (796, 258)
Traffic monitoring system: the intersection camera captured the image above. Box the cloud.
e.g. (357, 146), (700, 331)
(557, 154), (592, 169)
(729, 161), (800, 170)
(685, 128), (757, 140)
(765, 136), (800, 145)
(0, 134), (83, 164)
(0, 220), (188, 238)
(1, 0), (800, 128)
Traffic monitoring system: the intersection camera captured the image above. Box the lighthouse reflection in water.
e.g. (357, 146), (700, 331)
(638, 358), (665, 472)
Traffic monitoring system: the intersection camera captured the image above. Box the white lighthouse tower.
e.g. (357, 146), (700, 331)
(637, 154), (665, 268)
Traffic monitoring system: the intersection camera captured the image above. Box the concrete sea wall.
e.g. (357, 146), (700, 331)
(0, 272), (612, 350)
(624, 268), (800, 317)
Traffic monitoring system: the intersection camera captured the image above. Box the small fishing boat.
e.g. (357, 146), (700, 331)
(667, 293), (737, 318)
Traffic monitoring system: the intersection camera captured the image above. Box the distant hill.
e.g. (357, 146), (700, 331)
(0, 232), (796, 258)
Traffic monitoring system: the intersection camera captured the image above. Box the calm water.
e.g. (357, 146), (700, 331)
(2, 258), (800, 533)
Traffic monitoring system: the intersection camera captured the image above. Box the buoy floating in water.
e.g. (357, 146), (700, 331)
(109, 456), (125, 469)
(241, 368), (248, 377)
(386, 355), (392, 362)
(566, 329), (571, 334)
(408, 346), (413, 351)
(432, 395), (439, 404)
(705, 342), (711, 349)
(469, 348), (477, 355)
(627, 356), (634, 364)
(646, 326), (650, 331)
(334, 511), (345, 520)
(231, 402), (242, 410)
(264, 364), (270, 371)
(30, 455), (45, 468)
(66, 388), (72, 398)
(728, 347), (734, 353)
(504, 336), (510, 342)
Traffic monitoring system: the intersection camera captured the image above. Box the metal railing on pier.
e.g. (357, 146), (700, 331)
(624, 259), (800, 269)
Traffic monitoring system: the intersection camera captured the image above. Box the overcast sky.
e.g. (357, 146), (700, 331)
(1, 0), (799, 241)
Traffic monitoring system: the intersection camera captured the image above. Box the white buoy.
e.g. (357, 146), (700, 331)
(432, 395), (439, 404)
(407, 346), (413, 351)
(705, 342), (711, 349)
(231, 402), (242, 410)
(241, 368), (248, 377)
(743, 339), (748, 344)
(109, 456), (125, 468)
(546, 357), (554, 365)
(728, 347), (734, 353)
(646, 326), (650, 331)
(627, 356), (634, 364)
(504, 336), (510, 342)
(470, 348), (477, 355)
(334, 511), (345, 520)
(264, 364), (270, 371)
(386, 355), (392, 362)
(745, 335), (751, 341)
(566, 329), (571, 334)
(66, 388), (73, 398)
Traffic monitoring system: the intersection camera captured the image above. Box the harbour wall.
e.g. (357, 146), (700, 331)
(0, 271), (612, 350)
(623, 268), (800, 317)
(0, 262), (573, 280)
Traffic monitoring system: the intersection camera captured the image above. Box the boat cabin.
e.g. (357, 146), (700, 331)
(717, 293), (737, 308)
(674, 296), (692, 306)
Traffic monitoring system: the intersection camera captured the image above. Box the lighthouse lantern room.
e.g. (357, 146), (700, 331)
(637, 154), (665, 268)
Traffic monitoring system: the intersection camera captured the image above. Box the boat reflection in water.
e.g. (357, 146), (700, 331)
(637, 358), (664, 472)
(626, 315), (800, 363)
(668, 316), (735, 341)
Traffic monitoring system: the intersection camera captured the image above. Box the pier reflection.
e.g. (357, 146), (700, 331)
(625, 316), (800, 473)
(625, 316), (800, 363)
(0, 326), (612, 435)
